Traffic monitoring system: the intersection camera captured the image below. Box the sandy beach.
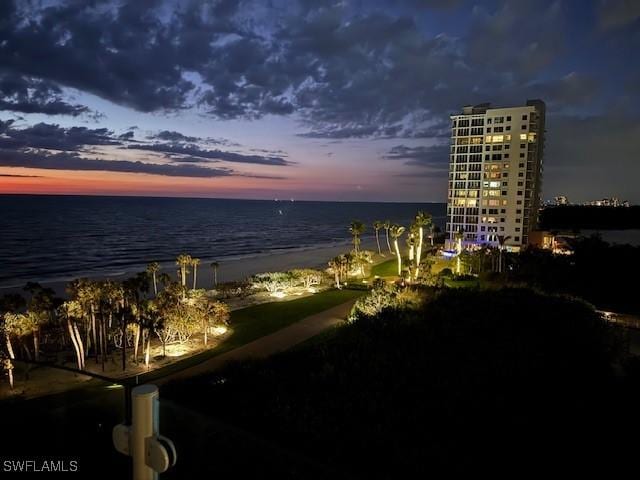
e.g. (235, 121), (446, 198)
(0, 239), (382, 297)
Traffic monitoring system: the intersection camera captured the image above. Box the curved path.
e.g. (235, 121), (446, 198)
(156, 298), (357, 385)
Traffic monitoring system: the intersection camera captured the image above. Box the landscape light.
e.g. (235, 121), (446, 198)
(212, 326), (227, 336)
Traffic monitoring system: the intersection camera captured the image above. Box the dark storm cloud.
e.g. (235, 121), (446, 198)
(0, 122), (120, 151)
(0, 119), (290, 178)
(0, 149), (234, 178)
(149, 130), (202, 143)
(129, 143), (293, 166)
(0, 0), (194, 112)
(0, 0), (606, 138)
(384, 144), (450, 168)
(0, 73), (89, 116)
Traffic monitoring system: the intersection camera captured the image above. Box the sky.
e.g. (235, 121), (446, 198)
(0, 0), (638, 203)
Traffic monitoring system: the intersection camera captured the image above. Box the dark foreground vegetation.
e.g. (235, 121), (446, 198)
(165, 288), (639, 477)
(506, 236), (640, 314)
(540, 205), (640, 230)
(455, 236), (640, 314)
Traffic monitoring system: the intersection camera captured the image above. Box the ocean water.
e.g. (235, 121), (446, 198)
(0, 195), (446, 289)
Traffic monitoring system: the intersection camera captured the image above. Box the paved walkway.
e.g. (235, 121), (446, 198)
(156, 298), (357, 384)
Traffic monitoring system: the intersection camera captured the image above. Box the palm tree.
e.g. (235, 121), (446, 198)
(413, 211), (433, 274)
(373, 221), (384, 255)
(175, 254), (192, 288)
(60, 300), (85, 370)
(383, 220), (392, 253)
(389, 224), (406, 276)
(158, 272), (171, 291)
(349, 221), (366, 254)
(147, 262), (160, 296)
(210, 261), (220, 287)
(328, 257), (341, 288)
(191, 257), (201, 290)
(497, 235), (511, 274)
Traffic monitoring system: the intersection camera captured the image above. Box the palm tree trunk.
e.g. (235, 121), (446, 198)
(134, 323), (141, 364)
(394, 239), (402, 276)
(145, 331), (151, 368)
(121, 313), (127, 372)
(415, 227), (424, 280)
(214, 268), (217, 287)
(33, 330), (39, 362)
(5, 335), (15, 360)
(385, 229), (392, 253)
(193, 265), (197, 290)
(152, 273), (158, 296)
(91, 307), (98, 362)
(67, 320), (82, 370)
(203, 321), (208, 346)
(7, 362), (14, 389)
(375, 230), (381, 255)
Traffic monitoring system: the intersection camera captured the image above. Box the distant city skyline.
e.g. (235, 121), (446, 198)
(0, 0), (639, 202)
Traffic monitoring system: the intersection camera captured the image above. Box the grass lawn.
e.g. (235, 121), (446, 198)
(371, 255), (454, 279)
(371, 258), (399, 277)
(137, 288), (364, 383)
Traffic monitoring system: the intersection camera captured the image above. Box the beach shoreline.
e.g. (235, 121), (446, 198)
(0, 239), (382, 297)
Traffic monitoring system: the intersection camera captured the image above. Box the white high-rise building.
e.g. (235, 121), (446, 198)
(445, 100), (546, 251)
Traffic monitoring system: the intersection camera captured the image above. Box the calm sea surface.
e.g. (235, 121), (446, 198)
(0, 195), (446, 289)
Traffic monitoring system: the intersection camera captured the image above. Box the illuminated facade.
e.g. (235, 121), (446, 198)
(445, 100), (546, 251)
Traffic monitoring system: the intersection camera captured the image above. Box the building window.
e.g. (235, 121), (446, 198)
(504, 153), (509, 158)
(519, 153), (525, 158)
(515, 236), (520, 241)
(522, 115), (527, 120)
(506, 116), (511, 121)
(517, 200), (522, 205)
(486, 127), (491, 133)
(521, 124), (527, 130)
(517, 190), (523, 195)
(515, 228), (521, 232)
(506, 126), (511, 131)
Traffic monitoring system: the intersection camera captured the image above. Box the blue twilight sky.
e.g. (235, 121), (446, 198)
(0, 0), (638, 202)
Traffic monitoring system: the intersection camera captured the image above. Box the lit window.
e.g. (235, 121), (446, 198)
(519, 133), (527, 141)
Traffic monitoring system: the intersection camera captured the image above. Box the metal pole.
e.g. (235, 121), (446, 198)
(131, 384), (159, 480)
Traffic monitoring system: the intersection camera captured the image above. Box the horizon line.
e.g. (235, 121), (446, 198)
(0, 192), (447, 205)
